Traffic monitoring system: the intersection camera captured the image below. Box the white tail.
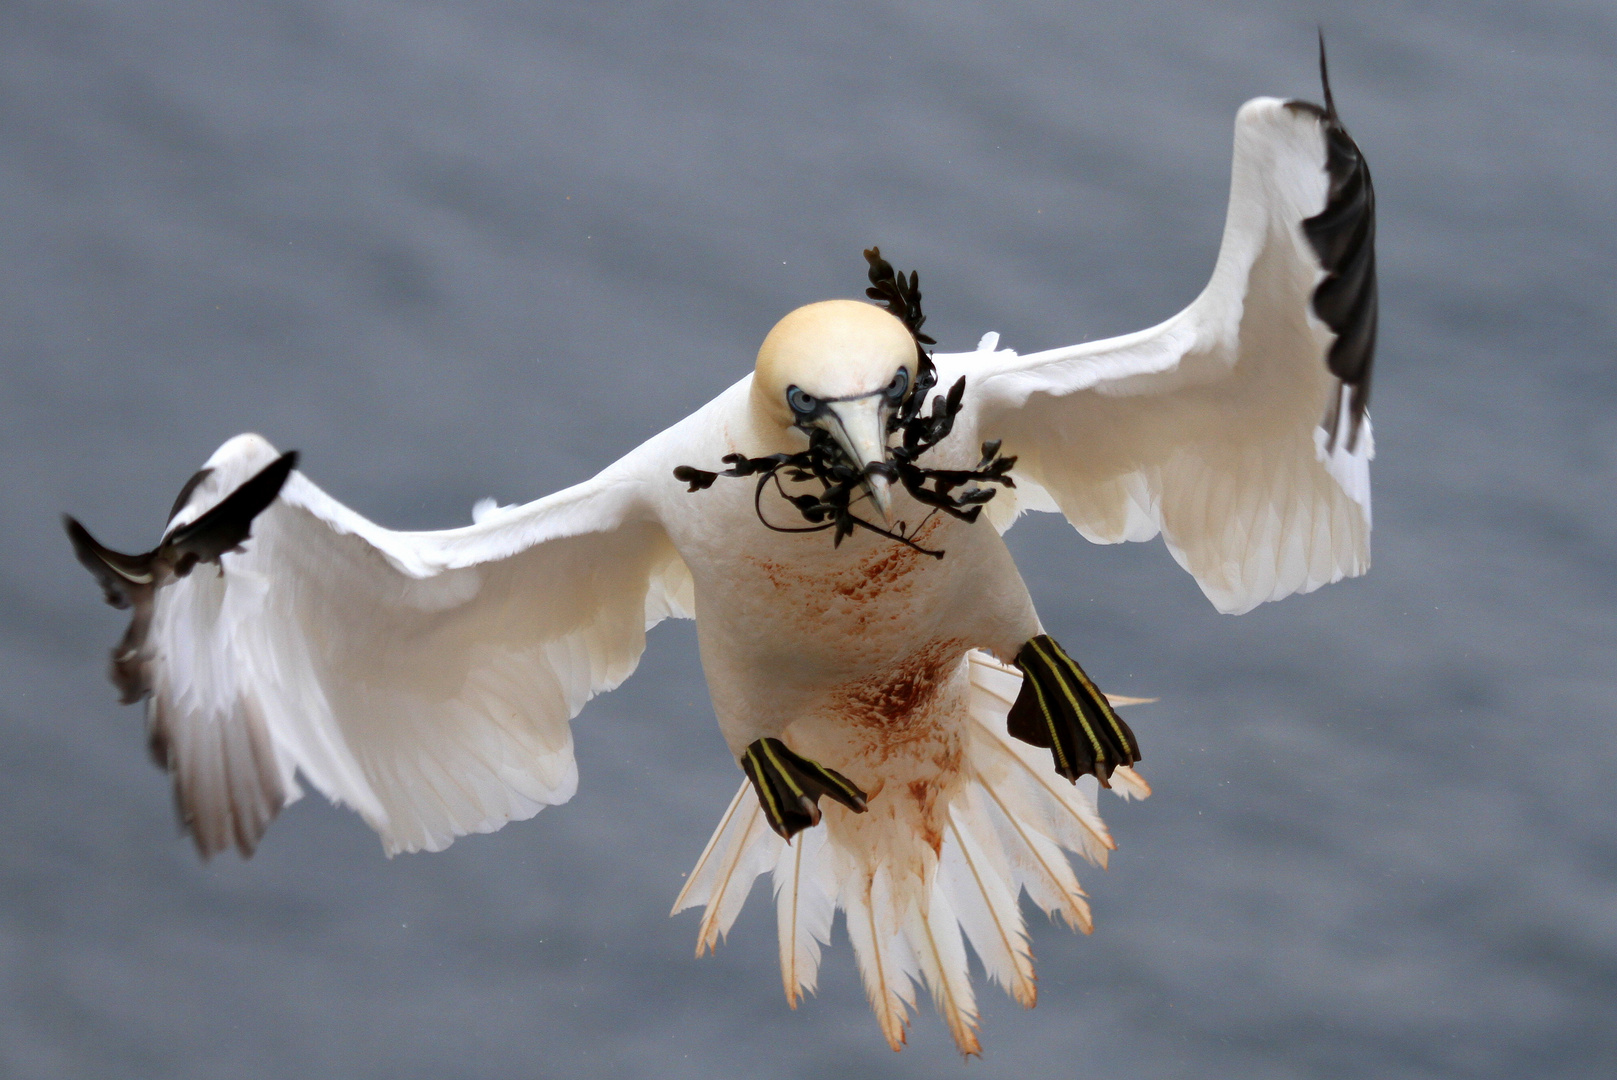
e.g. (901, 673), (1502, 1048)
(672, 650), (1150, 1054)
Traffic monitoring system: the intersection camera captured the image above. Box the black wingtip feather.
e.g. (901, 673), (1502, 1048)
(163, 450), (298, 572)
(63, 514), (156, 609)
(1317, 29), (1337, 120)
(1289, 36), (1377, 452)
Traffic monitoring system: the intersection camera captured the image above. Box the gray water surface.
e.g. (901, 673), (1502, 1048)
(3, 2), (1614, 1077)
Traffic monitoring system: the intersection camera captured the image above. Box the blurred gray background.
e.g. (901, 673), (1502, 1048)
(3, 1), (1613, 1076)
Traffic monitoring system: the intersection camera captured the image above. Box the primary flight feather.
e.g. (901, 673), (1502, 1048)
(65, 51), (1375, 1053)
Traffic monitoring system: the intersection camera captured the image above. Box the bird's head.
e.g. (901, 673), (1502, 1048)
(751, 299), (915, 521)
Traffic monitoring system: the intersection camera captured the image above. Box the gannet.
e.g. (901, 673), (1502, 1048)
(63, 49), (1375, 1054)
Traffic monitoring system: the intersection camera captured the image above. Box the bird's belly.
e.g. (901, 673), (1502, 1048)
(786, 640), (975, 858)
(703, 529), (979, 851)
(694, 513), (976, 675)
(670, 466), (1038, 764)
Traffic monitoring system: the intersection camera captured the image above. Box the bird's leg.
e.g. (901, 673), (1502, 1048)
(741, 738), (869, 841)
(1006, 635), (1142, 787)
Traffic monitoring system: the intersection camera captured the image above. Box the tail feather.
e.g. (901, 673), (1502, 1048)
(972, 781), (1093, 933)
(677, 649), (1151, 1051)
(671, 781), (780, 955)
(670, 781), (748, 914)
(772, 824), (837, 1006)
(940, 812), (1036, 1007)
(844, 864), (921, 1051)
(911, 881), (981, 1055)
(972, 728), (1115, 867)
(1110, 763), (1153, 801)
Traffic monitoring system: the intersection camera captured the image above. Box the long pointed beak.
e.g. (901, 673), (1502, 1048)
(823, 399), (893, 522)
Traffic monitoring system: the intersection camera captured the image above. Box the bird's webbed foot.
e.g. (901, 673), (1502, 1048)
(741, 738), (868, 841)
(1007, 634), (1142, 786)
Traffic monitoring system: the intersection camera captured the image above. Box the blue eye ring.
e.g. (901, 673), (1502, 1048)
(786, 386), (818, 416)
(884, 367), (909, 402)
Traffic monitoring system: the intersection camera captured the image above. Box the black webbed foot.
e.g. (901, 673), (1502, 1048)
(741, 738), (868, 841)
(1007, 635), (1142, 786)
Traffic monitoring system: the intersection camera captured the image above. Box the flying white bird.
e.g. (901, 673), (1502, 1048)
(66, 49), (1374, 1054)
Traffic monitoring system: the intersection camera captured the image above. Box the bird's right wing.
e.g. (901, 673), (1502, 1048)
(69, 432), (693, 858)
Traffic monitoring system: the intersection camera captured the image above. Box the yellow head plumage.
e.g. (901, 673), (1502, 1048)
(751, 300), (916, 428)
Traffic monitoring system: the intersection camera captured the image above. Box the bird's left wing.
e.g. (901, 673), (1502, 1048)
(943, 70), (1375, 615)
(69, 432), (693, 857)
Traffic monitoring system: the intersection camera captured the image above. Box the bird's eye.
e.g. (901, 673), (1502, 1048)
(884, 368), (909, 402)
(786, 386), (817, 416)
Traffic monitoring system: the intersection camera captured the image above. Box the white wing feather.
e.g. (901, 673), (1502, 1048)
(944, 98), (1373, 614)
(143, 431), (693, 856)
